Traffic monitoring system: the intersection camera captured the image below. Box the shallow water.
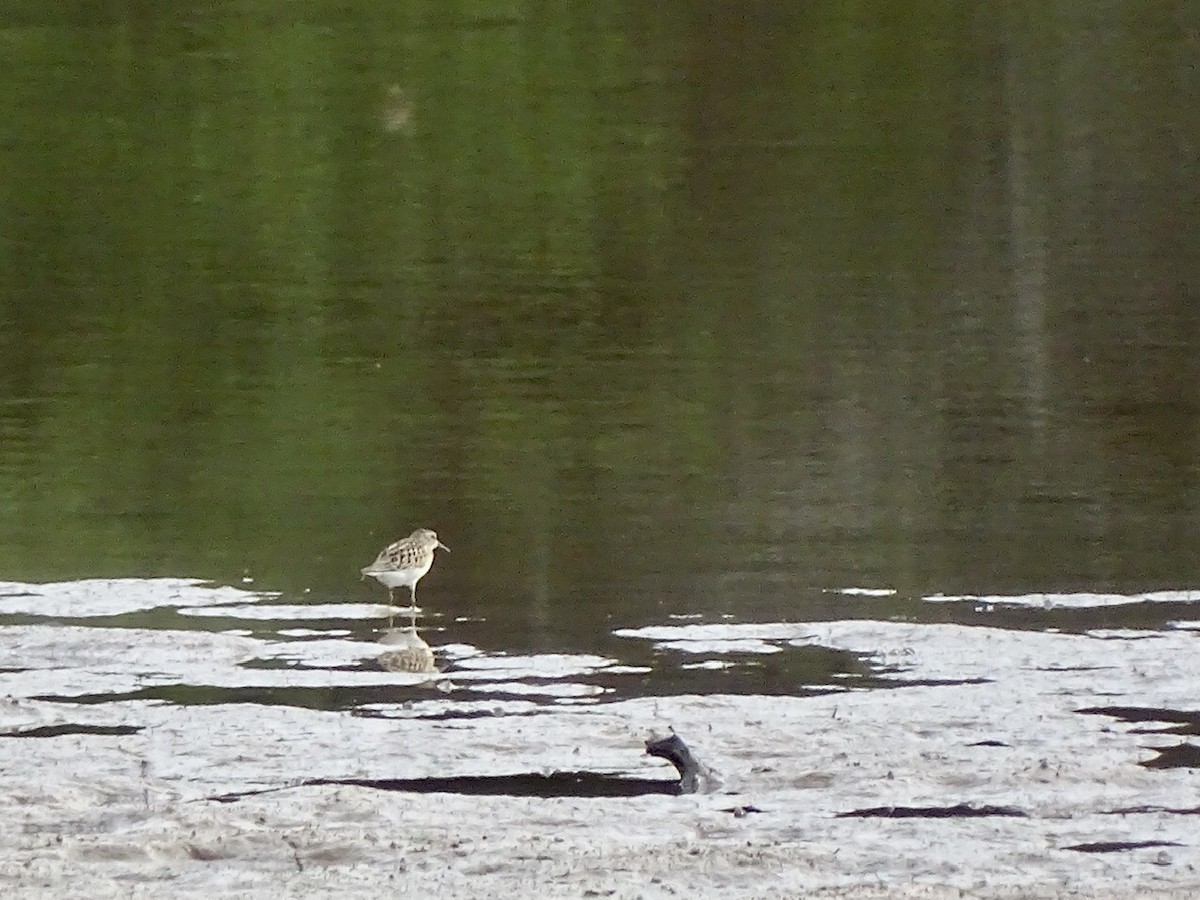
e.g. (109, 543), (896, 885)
(2, 577), (1198, 714)
(2, 5), (1198, 663)
(2, 8), (1200, 893)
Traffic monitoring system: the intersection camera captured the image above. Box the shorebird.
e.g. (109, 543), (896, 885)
(361, 528), (449, 630)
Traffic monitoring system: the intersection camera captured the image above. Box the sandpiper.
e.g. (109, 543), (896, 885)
(361, 528), (449, 630)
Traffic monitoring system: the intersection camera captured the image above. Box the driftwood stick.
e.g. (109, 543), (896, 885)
(645, 732), (722, 795)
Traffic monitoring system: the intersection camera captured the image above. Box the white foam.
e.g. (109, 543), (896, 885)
(0, 578), (271, 617)
(924, 589), (1200, 608)
(178, 603), (397, 620)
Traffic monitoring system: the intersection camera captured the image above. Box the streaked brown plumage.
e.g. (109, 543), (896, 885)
(361, 528), (449, 630)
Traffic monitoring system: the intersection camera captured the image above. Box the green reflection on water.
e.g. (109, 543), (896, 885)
(1, 3), (1198, 649)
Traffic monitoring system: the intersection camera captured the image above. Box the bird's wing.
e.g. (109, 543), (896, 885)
(363, 541), (401, 572)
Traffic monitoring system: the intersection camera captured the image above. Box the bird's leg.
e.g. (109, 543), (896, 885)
(387, 587), (395, 629)
(409, 585), (418, 632)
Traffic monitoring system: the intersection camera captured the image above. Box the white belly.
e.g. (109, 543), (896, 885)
(366, 561), (432, 590)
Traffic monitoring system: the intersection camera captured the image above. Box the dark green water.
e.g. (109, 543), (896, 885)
(2, 4), (1199, 652)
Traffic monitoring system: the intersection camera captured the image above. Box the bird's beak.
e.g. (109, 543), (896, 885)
(437, 541), (450, 552)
